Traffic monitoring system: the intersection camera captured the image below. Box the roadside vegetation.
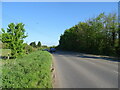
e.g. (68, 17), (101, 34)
(1, 50), (52, 88)
(0, 23), (53, 88)
(58, 13), (120, 57)
(0, 49), (11, 58)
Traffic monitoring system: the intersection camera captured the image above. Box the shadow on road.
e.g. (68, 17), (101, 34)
(77, 55), (119, 62)
(53, 51), (119, 62)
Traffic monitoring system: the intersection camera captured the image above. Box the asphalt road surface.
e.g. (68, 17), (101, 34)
(52, 51), (118, 88)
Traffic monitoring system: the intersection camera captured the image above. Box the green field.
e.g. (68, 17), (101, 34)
(1, 50), (52, 88)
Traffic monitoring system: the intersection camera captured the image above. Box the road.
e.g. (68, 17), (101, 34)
(52, 51), (118, 88)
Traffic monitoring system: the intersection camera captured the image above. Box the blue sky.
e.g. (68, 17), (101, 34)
(2, 2), (118, 46)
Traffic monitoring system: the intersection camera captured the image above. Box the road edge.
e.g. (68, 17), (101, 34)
(51, 54), (59, 88)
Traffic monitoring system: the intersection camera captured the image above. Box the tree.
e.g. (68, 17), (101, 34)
(29, 41), (36, 48)
(1, 23), (27, 58)
(23, 43), (34, 54)
(37, 41), (41, 47)
(58, 13), (118, 56)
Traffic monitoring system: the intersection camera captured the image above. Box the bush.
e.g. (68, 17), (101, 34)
(24, 44), (34, 54)
(1, 43), (9, 49)
(116, 46), (120, 56)
(2, 51), (52, 88)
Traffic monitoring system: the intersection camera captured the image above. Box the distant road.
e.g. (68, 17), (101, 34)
(53, 51), (118, 88)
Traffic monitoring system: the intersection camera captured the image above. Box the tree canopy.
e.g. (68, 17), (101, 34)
(1, 23), (28, 58)
(37, 41), (41, 47)
(58, 13), (120, 56)
(29, 41), (37, 48)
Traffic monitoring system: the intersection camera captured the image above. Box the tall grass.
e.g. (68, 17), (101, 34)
(2, 50), (52, 88)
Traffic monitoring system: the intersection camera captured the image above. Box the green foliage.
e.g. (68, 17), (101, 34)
(59, 13), (119, 56)
(38, 46), (50, 51)
(2, 50), (52, 88)
(0, 42), (2, 49)
(23, 43), (35, 54)
(1, 43), (9, 49)
(49, 45), (56, 49)
(0, 49), (11, 57)
(29, 41), (37, 48)
(42, 45), (48, 48)
(37, 41), (41, 47)
(1, 23), (28, 58)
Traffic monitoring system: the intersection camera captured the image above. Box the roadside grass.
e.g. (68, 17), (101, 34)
(1, 50), (52, 88)
(0, 49), (11, 57)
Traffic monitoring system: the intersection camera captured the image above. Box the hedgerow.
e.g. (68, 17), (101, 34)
(2, 50), (52, 88)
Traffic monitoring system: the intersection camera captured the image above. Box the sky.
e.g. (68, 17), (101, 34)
(1, 0), (119, 2)
(2, 2), (118, 46)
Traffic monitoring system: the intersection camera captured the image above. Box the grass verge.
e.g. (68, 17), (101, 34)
(1, 50), (52, 88)
(0, 49), (11, 57)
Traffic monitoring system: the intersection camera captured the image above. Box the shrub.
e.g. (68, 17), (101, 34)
(24, 44), (34, 54)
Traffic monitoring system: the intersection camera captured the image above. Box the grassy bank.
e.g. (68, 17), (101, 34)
(0, 49), (11, 57)
(1, 50), (52, 88)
